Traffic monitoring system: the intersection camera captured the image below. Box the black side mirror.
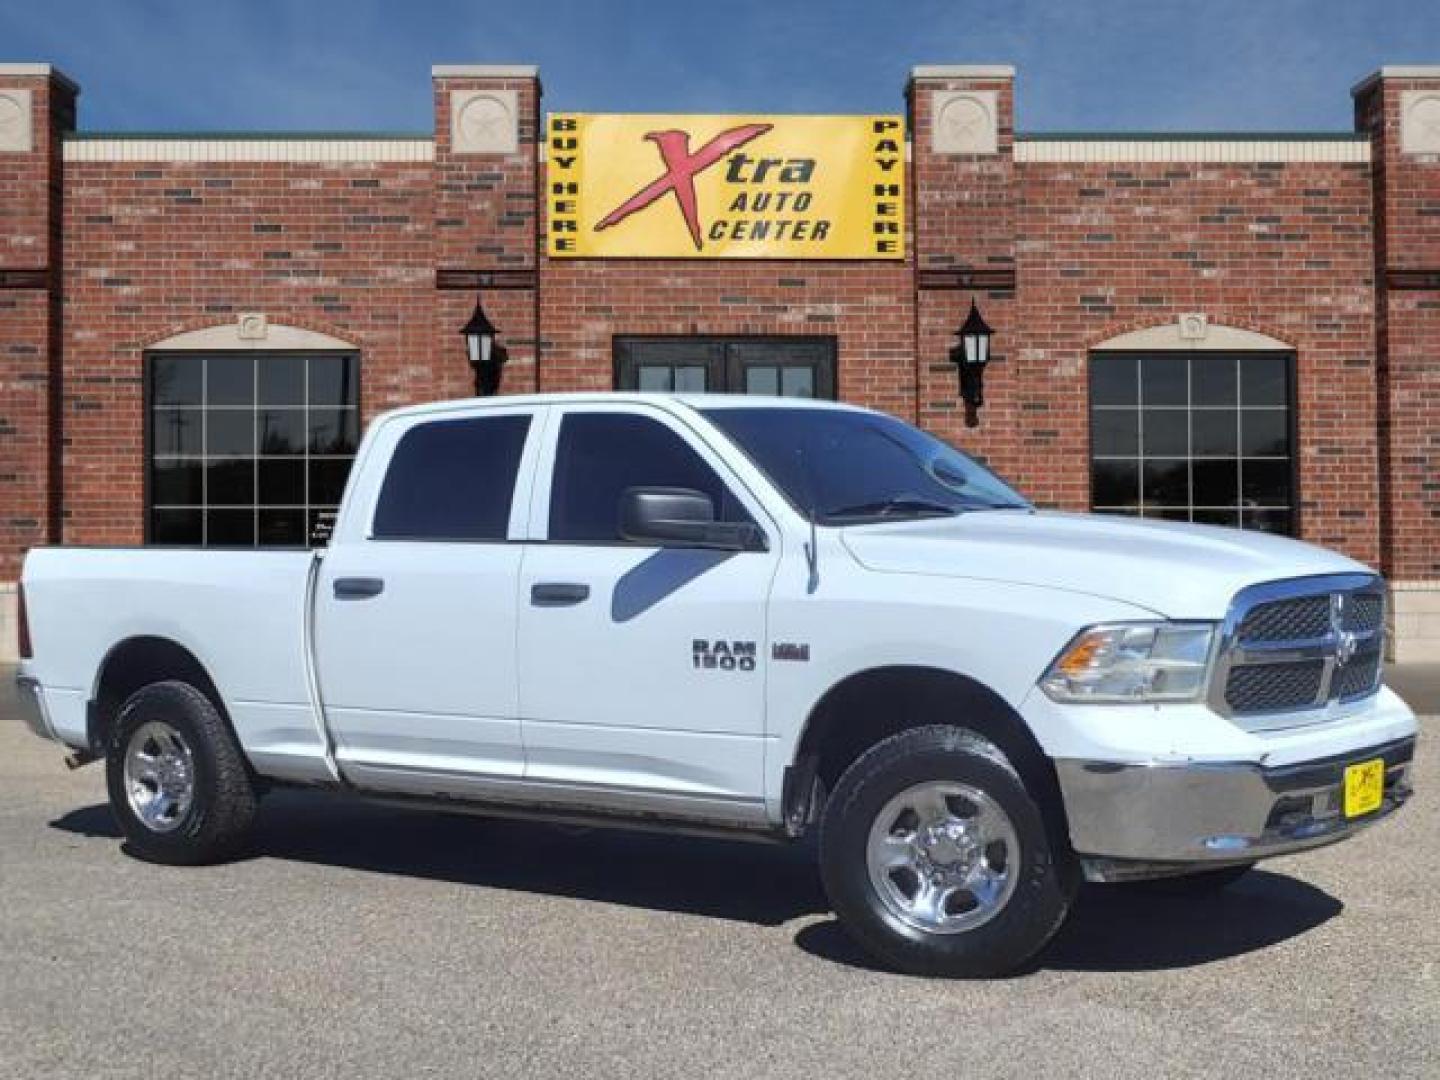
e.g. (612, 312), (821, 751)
(619, 487), (763, 551)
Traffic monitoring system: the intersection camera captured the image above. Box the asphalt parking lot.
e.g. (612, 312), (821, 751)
(2, 667), (1436, 1079)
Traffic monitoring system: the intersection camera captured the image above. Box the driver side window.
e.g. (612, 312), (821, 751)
(548, 412), (751, 544)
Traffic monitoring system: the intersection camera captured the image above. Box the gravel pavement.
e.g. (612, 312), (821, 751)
(2, 667), (1435, 1079)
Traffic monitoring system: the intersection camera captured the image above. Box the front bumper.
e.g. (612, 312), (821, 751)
(1055, 736), (1415, 877)
(14, 674), (58, 743)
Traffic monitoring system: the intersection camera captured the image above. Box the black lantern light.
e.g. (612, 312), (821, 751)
(461, 295), (506, 396)
(948, 299), (994, 428)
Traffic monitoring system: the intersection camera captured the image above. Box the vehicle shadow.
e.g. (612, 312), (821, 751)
(794, 870), (1344, 975)
(52, 796), (1342, 969)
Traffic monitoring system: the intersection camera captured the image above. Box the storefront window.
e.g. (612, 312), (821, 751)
(1089, 351), (1294, 535)
(147, 353), (359, 546)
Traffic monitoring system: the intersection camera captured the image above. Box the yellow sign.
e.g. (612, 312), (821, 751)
(547, 113), (905, 259)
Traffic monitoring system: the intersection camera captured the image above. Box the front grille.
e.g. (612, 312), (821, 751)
(1225, 660), (1325, 713)
(1213, 575), (1386, 722)
(1237, 595), (1331, 643)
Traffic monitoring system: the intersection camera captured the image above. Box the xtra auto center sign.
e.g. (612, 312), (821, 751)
(546, 114), (905, 259)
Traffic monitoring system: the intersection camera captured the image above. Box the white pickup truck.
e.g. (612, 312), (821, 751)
(16, 393), (1418, 976)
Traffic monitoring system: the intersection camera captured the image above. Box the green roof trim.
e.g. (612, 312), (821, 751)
(1018, 131), (1369, 142)
(66, 130), (432, 141)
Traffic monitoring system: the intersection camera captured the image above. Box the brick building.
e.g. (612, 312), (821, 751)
(0, 62), (1437, 660)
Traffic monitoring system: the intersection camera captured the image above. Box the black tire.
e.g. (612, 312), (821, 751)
(105, 680), (258, 865)
(819, 725), (1076, 978)
(1119, 862), (1256, 896)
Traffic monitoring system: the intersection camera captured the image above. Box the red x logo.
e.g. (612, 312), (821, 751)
(595, 123), (773, 251)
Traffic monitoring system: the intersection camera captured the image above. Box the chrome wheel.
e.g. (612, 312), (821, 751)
(865, 781), (1020, 935)
(123, 720), (196, 833)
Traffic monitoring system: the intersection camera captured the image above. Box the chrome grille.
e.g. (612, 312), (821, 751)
(1210, 574), (1386, 725)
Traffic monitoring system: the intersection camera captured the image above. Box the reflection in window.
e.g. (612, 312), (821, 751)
(148, 353), (359, 547)
(1089, 352), (1294, 535)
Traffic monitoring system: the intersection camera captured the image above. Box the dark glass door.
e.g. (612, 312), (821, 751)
(614, 337), (836, 399)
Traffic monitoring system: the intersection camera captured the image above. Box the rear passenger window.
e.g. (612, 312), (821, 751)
(549, 412), (751, 544)
(373, 415), (530, 541)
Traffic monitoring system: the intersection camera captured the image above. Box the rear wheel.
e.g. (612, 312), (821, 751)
(819, 725), (1076, 977)
(105, 680), (258, 865)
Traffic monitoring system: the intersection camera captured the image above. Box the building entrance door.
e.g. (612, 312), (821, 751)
(614, 336), (836, 399)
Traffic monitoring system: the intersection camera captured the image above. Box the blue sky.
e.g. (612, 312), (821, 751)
(2, 0), (1436, 133)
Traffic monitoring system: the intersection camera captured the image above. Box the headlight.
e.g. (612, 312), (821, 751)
(1040, 622), (1215, 704)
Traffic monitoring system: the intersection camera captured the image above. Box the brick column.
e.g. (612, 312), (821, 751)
(907, 66), (1024, 481)
(0, 63), (75, 658)
(430, 65), (541, 398)
(1355, 66), (1440, 661)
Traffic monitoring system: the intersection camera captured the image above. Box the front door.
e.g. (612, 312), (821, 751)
(515, 401), (780, 821)
(615, 336), (836, 399)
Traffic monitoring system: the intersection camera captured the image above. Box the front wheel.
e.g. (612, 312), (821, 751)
(105, 680), (258, 865)
(819, 725), (1076, 977)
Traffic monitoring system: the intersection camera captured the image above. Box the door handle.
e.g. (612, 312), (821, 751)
(333, 576), (385, 600)
(531, 582), (590, 607)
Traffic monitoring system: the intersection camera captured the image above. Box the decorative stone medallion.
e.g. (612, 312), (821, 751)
(1178, 313), (1209, 341)
(1400, 91), (1440, 155)
(451, 89), (519, 155)
(237, 312), (268, 341)
(932, 90), (998, 155)
(0, 89), (33, 153)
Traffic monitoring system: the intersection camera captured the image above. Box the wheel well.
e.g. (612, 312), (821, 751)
(791, 666), (1071, 852)
(89, 637), (231, 756)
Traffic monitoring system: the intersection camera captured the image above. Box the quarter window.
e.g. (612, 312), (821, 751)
(147, 353), (359, 546)
(549, 413), (751, 544)
(373, 415), (532, 541)
(1089, 352), (1294, 535)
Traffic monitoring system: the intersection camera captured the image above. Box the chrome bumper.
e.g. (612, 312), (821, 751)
(1055, 737), (1415, 876)
(14, 675), (57, 743)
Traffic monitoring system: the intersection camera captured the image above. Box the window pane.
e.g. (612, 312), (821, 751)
(206, 411), (254, 456)
(1141, 409), (1188, 457)
(549, 412), (747, 544)
(1194, 509), (1241, 528)
(373, 415), (531, 541)
(309, 355), (357, 410)
(674, 366), (708, 392)
(1092, 410), (1139, 457)
(1193, 459), (1240, 507)
(781, 367), (815, 398)
(746, 366), (779, 395)
(1191, 356), (1237, 408)
(258, 508), (307, 546)
(1142, 459), (1189, 508)
(1244, 509), (1293, 535)
(637, 366), (672, 391)
(309, 409), (359, 455)
(1240, 355), (1288, 406)
(1241, 459), (1290, 506)
(1241, 410), (1289, 457)
(206, 356), (254, 407)
(153, 410), (202, 456)
(1191, 411), (1237, 458)
(151, 357), (203, 408)
(1091, 459), (1139, 508)
(1140, 356), (1187, 406)
(258, 459), (305, 505)
(206, 509), (255, 547)
(1090, 355), (1138, 407)
(258, 355), (306, 406)
(151, 508), (202, 545)
(151, 459), (203, 505)
(207, 459), (254, 505)
(257, 409), (306, 455)
(309, 458), (353, 507)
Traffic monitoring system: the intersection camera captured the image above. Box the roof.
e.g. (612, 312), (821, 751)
(375, 391), (867, 424)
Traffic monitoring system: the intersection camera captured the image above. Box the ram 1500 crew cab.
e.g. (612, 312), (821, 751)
(16, 393), (1417, 976)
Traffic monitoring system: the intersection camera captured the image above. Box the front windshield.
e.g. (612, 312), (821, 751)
(702, 407), (1030, 524)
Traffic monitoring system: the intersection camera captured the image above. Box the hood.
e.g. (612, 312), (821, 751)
(840, 510), (1372, 619)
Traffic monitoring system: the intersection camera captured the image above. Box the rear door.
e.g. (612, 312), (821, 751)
(313, 404), (545, 793)
(515, 402), (780, 816)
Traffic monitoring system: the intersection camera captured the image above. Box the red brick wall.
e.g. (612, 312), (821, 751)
(0, 72), (73, 580)
(1357, 75), (1440, 581)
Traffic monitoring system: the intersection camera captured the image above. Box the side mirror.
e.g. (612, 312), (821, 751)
(619, 487), (763, 551)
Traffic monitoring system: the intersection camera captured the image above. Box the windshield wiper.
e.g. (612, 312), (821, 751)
(824, 498), (960, 521)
